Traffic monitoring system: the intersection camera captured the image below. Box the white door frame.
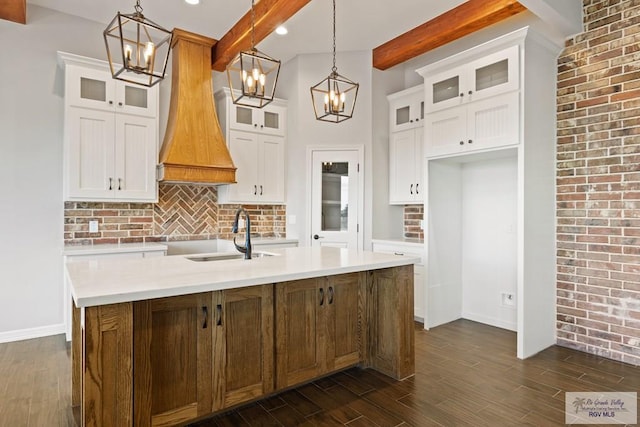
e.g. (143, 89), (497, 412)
(306, 145), (365, 251)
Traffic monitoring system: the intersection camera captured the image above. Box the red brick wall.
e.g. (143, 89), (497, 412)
(556, 0), (640, 366)
(64, 184), (286, 245)
(403, 205), (424, 240)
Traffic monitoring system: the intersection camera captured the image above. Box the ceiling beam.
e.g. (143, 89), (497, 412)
(211, 0), (311, 72)
(0, 0), (26, 24)
(372, 0), (527, 70)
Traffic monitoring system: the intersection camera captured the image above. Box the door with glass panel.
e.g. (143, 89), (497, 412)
(310, 149), (361, 250)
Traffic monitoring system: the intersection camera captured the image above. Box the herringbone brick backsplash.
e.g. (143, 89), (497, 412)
(64, 183), (286, 245)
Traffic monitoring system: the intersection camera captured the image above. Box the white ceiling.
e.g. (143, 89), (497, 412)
(27, 0), (468, 64)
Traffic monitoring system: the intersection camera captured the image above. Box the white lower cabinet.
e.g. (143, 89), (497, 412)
(371, 240), (425, 320)
(63, 244), (167, 340)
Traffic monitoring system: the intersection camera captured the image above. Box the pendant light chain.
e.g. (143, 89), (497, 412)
(251, 0), (256, 50)
(134, 0), (142, 15)
(332, 0), (337, 73)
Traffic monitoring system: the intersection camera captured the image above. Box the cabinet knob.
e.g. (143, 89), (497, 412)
(260, 125), (264, 128)
(254, 124), (258, 127)
(459, 141), (464, 145)
(460, 93), (464, 97)
(415, 118), (420, 122)
(410, 119), (413, 123)
(468, 90), (473, 95)
(108, 100), (113, 105)
(468, 139), (473, 144)
(118, 102), (123, 107)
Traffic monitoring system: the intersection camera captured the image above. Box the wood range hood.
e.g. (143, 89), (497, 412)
(158, 28), (236, 185)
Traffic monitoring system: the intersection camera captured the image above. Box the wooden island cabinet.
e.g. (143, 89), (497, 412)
(69, 248), (416, 427)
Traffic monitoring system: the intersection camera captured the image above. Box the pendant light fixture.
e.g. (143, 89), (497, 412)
(310, 0), (359, 123)
(103, 0), (173, 87)
(226, 0), (281, 108)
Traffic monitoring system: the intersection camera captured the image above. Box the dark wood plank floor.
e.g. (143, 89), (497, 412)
(1, 320), (638, 426)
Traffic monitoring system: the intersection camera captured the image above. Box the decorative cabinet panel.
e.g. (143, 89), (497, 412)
(425, 45), (519, 113)
(218, 130), (285, 204)
(59, 52), (159, 202)
(275, 273), (364, 390)
(372, 240), (425, 320)
(388, 85), (424, 133)
(389, 127), (423, 204)
(215, 88), (287, 204)
(424, 91), (519, 158)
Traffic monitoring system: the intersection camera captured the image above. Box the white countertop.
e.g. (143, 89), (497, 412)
(63, 242), (168, 256)
(67, 246), (419, 308)
(372, 238), (424, 246)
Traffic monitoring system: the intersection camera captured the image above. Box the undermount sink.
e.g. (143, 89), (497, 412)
(186, 252), (275, 262)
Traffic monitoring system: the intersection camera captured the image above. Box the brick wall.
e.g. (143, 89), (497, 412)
(403, 205), (424, 240)
(556, 0), (640, 366)
(64, 184), (286, 245)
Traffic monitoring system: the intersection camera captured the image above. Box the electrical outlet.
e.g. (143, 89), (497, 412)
(420, 219), (424, 230)
(89, 220), (99, 233)
(501, 292), (516, 307)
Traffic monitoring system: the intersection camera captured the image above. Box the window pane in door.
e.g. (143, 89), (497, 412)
(476, 59), (508, 91)
(433, 76), (459, 104)
(124, 85), (148, 108)
(264, 111), (279, 129)
(321, 162), (349, 231)
(395, 106), (410, 126)
(80, 77), (106, 102)
(236, 106), (253, 125)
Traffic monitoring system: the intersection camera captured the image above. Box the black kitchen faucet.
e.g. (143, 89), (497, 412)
(232, 207), (252, 260)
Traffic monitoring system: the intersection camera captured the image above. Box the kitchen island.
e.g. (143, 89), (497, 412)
(67, 246), (417, 427)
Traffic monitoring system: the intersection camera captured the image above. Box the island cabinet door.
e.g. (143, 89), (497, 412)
(133, 293), (213, 427)
(212, 285), (274, 411)
(275, 278), (324, 389)
(324, 272), (365, 372)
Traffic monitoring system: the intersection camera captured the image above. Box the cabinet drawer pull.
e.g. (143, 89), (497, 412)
(260, 185), (263, 196)
(108, 177), (113, 190)
(202, 306), (208, 329)
(328, 286), (334, 305)
(319, 288), (325, 306)
(416, 183), (419, 194)
(216, 304), (223, 326)
(254, 185), (257, 195)
(410, 184), (413, 195)
(394, 252), (405, 256)
(118, 178), (122, 190)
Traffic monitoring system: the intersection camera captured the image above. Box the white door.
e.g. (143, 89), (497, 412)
(310, 149), (361, 250)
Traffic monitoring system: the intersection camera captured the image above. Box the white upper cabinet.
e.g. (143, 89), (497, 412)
(389, 127), (423, 204)
(419, 44), (520, 158)
(388, 85), (424, 133)
(59, 52), (159, 202)
(387, 85), (424, 204)
(425, 45), (519, 113)
(65, 64), (157, 118)
(215, 88), (287, 204)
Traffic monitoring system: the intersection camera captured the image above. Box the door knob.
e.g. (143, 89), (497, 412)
(313, 234), (324, 240)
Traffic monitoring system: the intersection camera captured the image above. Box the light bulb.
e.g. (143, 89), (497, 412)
(242, 70), (248, 82)
(252, 68), (260, 81)
(143, 42), (155, 66)
(124, 45), (132, 62)
(259, 73), (266, 86)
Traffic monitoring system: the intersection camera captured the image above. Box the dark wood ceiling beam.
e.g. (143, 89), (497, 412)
(211, 0), (311, 71)
(372, 0), (527, 70)
(0, 0), (26, 24)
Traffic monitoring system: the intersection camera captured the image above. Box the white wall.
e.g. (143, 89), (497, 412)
(278, 51), (373, 248)
(0, 6), (112, 341)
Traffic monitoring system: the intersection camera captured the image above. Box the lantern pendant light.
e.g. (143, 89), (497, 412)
(226, 0), (281, 108)
(103, 0), (173, 87)
(310, 0), (359, 123)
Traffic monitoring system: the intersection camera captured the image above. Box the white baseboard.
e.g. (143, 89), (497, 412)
(462, 311), (517, 332)
(0, 323), (66, 344)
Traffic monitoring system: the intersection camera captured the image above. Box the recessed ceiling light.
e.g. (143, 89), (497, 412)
(275, 25), (288, 35)
(185, 0), (200, 5)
